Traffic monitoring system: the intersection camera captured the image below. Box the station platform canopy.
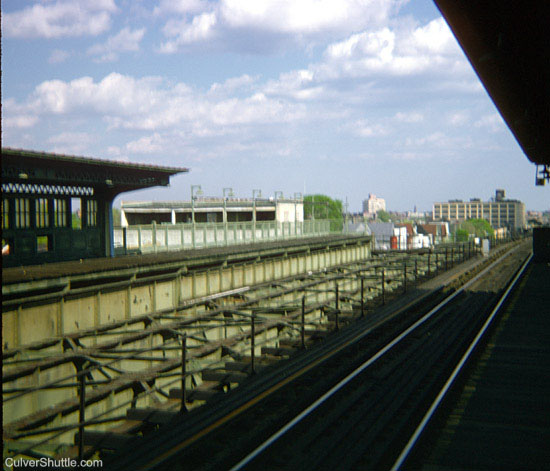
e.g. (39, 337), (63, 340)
(433, 0), (550, 168)
(2, 148), (188, 197)
(1, 148), (188, 267)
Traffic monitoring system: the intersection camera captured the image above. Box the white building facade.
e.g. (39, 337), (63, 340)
(120, 197), (304, 227)
(362, 194), (386, 218)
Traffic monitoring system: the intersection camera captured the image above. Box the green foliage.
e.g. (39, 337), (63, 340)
(304, 194), (343, 231)
(72, 212), (81, 229)
(459, 218), (494, 238)
(377, 210), (391, 222)
(455, 228), (470, 242)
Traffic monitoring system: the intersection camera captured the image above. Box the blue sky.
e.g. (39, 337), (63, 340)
(3, 0), (548, 212)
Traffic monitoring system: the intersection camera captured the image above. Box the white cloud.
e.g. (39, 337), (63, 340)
(153, 0), (208, 16)
(403, 132), (474, 151)
(49, 131), (90, 144)
(3, 115), (39, 129)
(2, 98), (39, 129)
(252, 17), (474, 108)
(88, 27), (146, 62)
(325, 28), (395, 62)
(320, 18), (465, 79)
(344, 119), (390, 138)
(448, 111), (470, 126)
(407, 16), (458, 55)
(3, 0), (117, 39)
(48, 49), (71, 64)
(405, 131), (447, 147)
(48, 131), (93, 154)
(208, 74), (258, 95)
(391, 151), (429, 161)
(17, 72), (305, 134)
(107, 145), (122, 156)
(394, 111), (424, 123)
(220, 0), (390, 33)
(160, 12), (217, 52)
(157, 0), (403, 52)
(126, 133), (165, 153)
(30, 74), (166, 116)
(263, 69), (325, 101)
(474, 113), (505, 133)
(3, 13), (487, 168)
(214, 90), (306, 126)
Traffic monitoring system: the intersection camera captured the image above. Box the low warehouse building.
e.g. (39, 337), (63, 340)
(120, 197), (304, 226)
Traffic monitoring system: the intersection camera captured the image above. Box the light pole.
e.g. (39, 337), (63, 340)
(223, 187), (234, 245)
(294, 192), (302, 236)
(274, 191), (283, 239)
(344, 196), (349, 233)
(191, 185), (202, 248)
(253, 189), (262, 242)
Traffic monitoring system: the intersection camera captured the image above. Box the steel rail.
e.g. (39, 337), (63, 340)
(103, 241), (521, 471)
(389, 251), (533, 471)
(228, 243), (526, 471)
(2, 241), (511, 462)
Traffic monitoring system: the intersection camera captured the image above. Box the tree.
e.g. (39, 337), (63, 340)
(377, 210), (391, 222)
(72, 212), (81, 229)
(460, 218), (494, 238)
(304, 194), (343, 231)
(455, 228), (470, 242)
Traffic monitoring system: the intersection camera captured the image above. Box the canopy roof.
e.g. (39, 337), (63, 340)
(1, 148), (189, 196)
(434, 0), (550, 166)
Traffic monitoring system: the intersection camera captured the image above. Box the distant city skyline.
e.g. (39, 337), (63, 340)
(3, 1), (548, 212)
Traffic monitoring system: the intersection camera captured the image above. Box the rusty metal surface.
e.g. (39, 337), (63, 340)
(5, 239), (525, 462)
(3, 234), (370, 285)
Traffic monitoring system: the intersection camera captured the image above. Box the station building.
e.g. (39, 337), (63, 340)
(433, 189), (526, 230)
(1, 148), (186, 267)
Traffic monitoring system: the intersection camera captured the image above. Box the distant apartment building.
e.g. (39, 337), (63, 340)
(433, 189), (525, 230)
(362, 194), (386, 218)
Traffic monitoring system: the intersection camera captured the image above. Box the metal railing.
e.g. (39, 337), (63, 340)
(114, 220), (338, 254)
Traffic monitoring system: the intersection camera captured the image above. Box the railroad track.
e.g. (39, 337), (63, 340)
(103, 240), (531, 471)
(4, 241), (472, 460)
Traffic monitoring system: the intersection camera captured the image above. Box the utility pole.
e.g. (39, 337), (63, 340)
(344, 197), (349, 233)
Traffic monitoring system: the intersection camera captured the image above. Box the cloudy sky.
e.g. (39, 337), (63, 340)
(3, 0), (547, 212)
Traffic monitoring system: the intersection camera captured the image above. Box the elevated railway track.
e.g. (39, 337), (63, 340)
(2, 235), (529, 467)
(101, 238), (531, 471)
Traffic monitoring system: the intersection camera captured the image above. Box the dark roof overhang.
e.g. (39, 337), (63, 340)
(433, 0), (550, 165)
(1, 148), (189, 197)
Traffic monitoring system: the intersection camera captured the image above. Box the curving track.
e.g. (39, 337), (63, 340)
(105, 240), (532, 471)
